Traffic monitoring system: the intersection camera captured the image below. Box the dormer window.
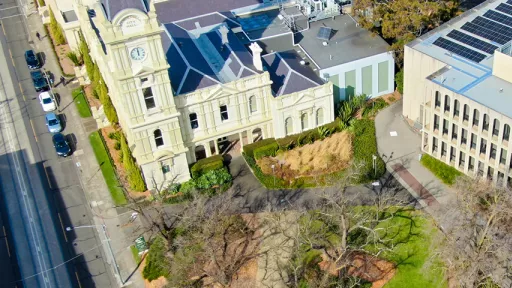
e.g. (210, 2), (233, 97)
(141, 77), (148, 84)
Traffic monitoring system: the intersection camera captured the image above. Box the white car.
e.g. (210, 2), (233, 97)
(39, 91), (56, 112)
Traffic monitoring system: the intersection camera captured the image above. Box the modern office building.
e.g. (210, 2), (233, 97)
(403, 0), (512, 185)
(51, 0), (394, 189)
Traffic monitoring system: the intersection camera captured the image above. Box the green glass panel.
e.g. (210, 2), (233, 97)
(362, 65), (372, 97)
(329, 74), (340, 102)
(345, 70), (356, 100)
(378, 61), (389, 93)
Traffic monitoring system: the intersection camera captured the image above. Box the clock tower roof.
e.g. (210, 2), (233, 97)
(101, 0), (149, 21)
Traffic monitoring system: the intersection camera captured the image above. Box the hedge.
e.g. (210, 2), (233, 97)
(190, 155), (224, 179)
(352, 119), (385, 182)
(120, 133), (146, 192)
(243, 138), (278, 158)
(242, 152), (288, 188)
(420, 154), (462, 185)
(276, 119), (341, 150)
(254, 141), (279, 159)
(142, 236), (170, 281)
(48, 8), (66, 45)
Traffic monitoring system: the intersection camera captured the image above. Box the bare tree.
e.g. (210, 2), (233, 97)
(434, 176), (512, 287)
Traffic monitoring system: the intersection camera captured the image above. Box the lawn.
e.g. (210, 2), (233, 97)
(420, 154), (462, 185)
(72, 87), (92, 118)
(130, 245), (141, 264)
(372, 210), (447, 288)
(89, 131), (127, 205)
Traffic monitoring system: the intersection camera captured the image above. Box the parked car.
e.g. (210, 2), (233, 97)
(24, 50), (41, 70)
(39, 91), (56, 112)
(30, 70), (49, 92)
(52, 133), (71, 157)
(45, 112), (62, 133)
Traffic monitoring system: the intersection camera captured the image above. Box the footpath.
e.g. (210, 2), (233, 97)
(24, 4), (145, 288)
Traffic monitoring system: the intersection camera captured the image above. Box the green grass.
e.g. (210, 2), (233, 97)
(89, 131), (127, 205)
(420, 154), (462, 185)
(72, 88), (92, 118)
(130, 245), (141, 264)
(368, 210), (447, 288)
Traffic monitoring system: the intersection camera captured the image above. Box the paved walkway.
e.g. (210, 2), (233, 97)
(375, 100), (456, 216)
(24, 6), (144, 288)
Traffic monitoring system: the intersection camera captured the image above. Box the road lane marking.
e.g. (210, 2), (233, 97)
(58, 213), (67, 243)
(1, 20), (5, 35)
(8, 49), (14, 67)
(43, 166), (52, 189)
(17, 82), (25, 101)
(75, 271), (82, 288)
(29, 119), (37, 142)
(3, 226), (10, 258)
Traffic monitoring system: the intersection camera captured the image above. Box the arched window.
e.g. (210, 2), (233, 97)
(435, 91), (441, 108)
(249, 96), (257, 113)
(493, 119), (500, 137)
(189, 113), (198, 129)
(483, 114), (490, 131)
(463, 104), (469, 122)
(453, 99), (460, 118)
(316, 108), (324, 126)
(154, 129), (164, 147)
(473, 109), (479, 127)
(504, 124), (510, 142)
(444, 95), (450, 112)
(285, 117), (293, 136)
(301, 113), (309, 130)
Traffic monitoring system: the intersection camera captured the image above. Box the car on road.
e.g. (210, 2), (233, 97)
(30, 70), (49, 92)
(24, 50), (41, 70)
(52, 133), (71, 157)
(39, 91), (56, 112)
(45, 112), (61, 133)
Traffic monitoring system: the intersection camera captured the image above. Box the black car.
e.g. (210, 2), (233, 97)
(30, 70), (49, 92)
(24, 50), (40, 70)
(52, 133), (71, 157)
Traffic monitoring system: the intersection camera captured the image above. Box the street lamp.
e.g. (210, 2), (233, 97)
(372, 154), (377, 178)
(66, 224), (122, 285)
(271, 164), (275, 187)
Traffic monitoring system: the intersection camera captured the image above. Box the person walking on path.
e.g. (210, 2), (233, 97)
(36, 32), (40, 41)
(60, 75), (66, 87)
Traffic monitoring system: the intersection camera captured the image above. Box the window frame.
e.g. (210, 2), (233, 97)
(143, 87), (156, 110)
(220, 105), (229, 121)
(154, 129), (164, 148)
(189, 113), (199, 130)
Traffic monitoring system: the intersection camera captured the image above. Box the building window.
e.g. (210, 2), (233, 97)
(461, 128), (468, 145)
(470, 134), (477, 150)
(463, 104), (469, 122)
(450, 147), (456, 162)
(143, 87), (156, 110)
(443, 119), (449, 135)
(434, 115), (440, 131)
(249, 96), (257, 113)
(480, 139), (487, 155)
(500, 148), (507, 165)
(220, 105), (228, 121)
(459, 151), (465, 168)
(488, 167), (494, 180)
(161, 163), (171, 174)
(493, 119), (500, 137)
(504, 124), (510, 141)
(452, 124), (458, 141)
(453, 99), (460, 118)
(154, 129), (164, 147)
(189, 113), (198, 129)
(473, 109), (479, 127)
(432, 137), (438, 153)
(301, 113), (309, 130)
(441, 142), (447, 157)
(469, 156), (475, 171)
(444, 95), (450, 113)
(285, 117), (293, 136)
(435, 91), (441, 108)
(316, 108), (324, 126)
(491, 144), (497, 160)
(483, 114), (489, 131)
(141, 77), (149, 84)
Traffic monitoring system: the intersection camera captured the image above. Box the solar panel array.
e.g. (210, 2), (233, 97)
(446, 30), (498, 54)
(433, 37), (486, 62)
(496, 3), (512, 16)
(508, 0), (512, 5)
(461, 21), (510, 44)
(317, 27), (332, 41)
(484, 10), (512, 27)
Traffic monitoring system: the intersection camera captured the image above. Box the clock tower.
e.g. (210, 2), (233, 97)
(77, 0), (191, 188)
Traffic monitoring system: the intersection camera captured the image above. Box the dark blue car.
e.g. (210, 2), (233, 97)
(30, 70), (49, 92)
(24, 50), (40, 70)
(52, 133), (71, 157)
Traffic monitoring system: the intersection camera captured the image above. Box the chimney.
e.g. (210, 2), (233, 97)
(219, 25), (229, 45)
(249, 42), (263, 71)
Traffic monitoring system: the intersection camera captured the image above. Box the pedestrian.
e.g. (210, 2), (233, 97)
(130, 212), (138, 222)
(36, 32), (40, 41)
(60, 75), (66, 86)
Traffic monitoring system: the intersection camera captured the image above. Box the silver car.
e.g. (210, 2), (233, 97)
(45, 112), (62, 133)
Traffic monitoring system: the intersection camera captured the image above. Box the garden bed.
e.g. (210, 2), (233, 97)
(44, 24), (75, 77)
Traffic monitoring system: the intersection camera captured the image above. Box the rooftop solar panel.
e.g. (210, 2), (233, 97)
(317, 27), (332, 41)
(461, 22), (511, 45)
(507, 0), (512, 6)
(473, 16), (512, 39)
(433, 37), (486, 62)
(496, 3), (512, 17)
(483, 10), (512, 27)
(446, 30), (498, 54)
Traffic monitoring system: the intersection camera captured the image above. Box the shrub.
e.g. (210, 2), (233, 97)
(242, 152), (287, 188)
(48, 8), (66, 45)
(362, 98), (389, 118)
(38, 0), (45, 7)
(120, 133), (146, 192)
(395, 69), (404, 94)
(190, 155), (224, 179)
(194, 167), (232, 190)
(243, 138), (277, 158)
(420, 154), (462, 185)
(142, 236), (170, 281)
(79, 33), (95, 82)
(352, 119), (385, 182)
(113, 142), (121, 150)
(254, 141), (279, 159)
(388, 96), (396, 102)
(108, 131), (120, 141)
(103, 96), (119, 124)
(66, 51), (82, 66)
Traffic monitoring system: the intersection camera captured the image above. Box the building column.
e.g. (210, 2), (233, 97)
(205, 142), (212, 157)
(239, 132), (244, 149)
(213, 139), (219, 155)
(247, 129), (253, 144)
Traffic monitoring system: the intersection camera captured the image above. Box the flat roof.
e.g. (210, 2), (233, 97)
(296, 15), (390, 69)
(410, 0), (512, 118)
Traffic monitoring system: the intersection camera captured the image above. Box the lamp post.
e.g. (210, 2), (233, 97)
(372, 154), (377, 178)
(271, 164), (275, 187)
(66, 224), (122, 284)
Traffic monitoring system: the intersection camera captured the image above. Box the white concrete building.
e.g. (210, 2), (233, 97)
(403, 0), (512, 185)
(60, 0), (393, 189)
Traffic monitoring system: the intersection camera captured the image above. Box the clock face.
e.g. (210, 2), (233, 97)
(130, 47), (146, 61)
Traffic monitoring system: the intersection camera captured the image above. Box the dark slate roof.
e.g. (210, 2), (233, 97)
(262, 50), (324, 96)
(155, 0), (264, 23)
(101, 0), (148, 21)
(162, 23), (259, 95)
(174, 13), (240, 31)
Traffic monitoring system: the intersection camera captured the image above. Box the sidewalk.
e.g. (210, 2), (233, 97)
(24, 6), (144, 288)
(375, 100), (457, 215)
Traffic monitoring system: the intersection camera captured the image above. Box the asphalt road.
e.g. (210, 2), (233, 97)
(0, 0), (115, 287)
